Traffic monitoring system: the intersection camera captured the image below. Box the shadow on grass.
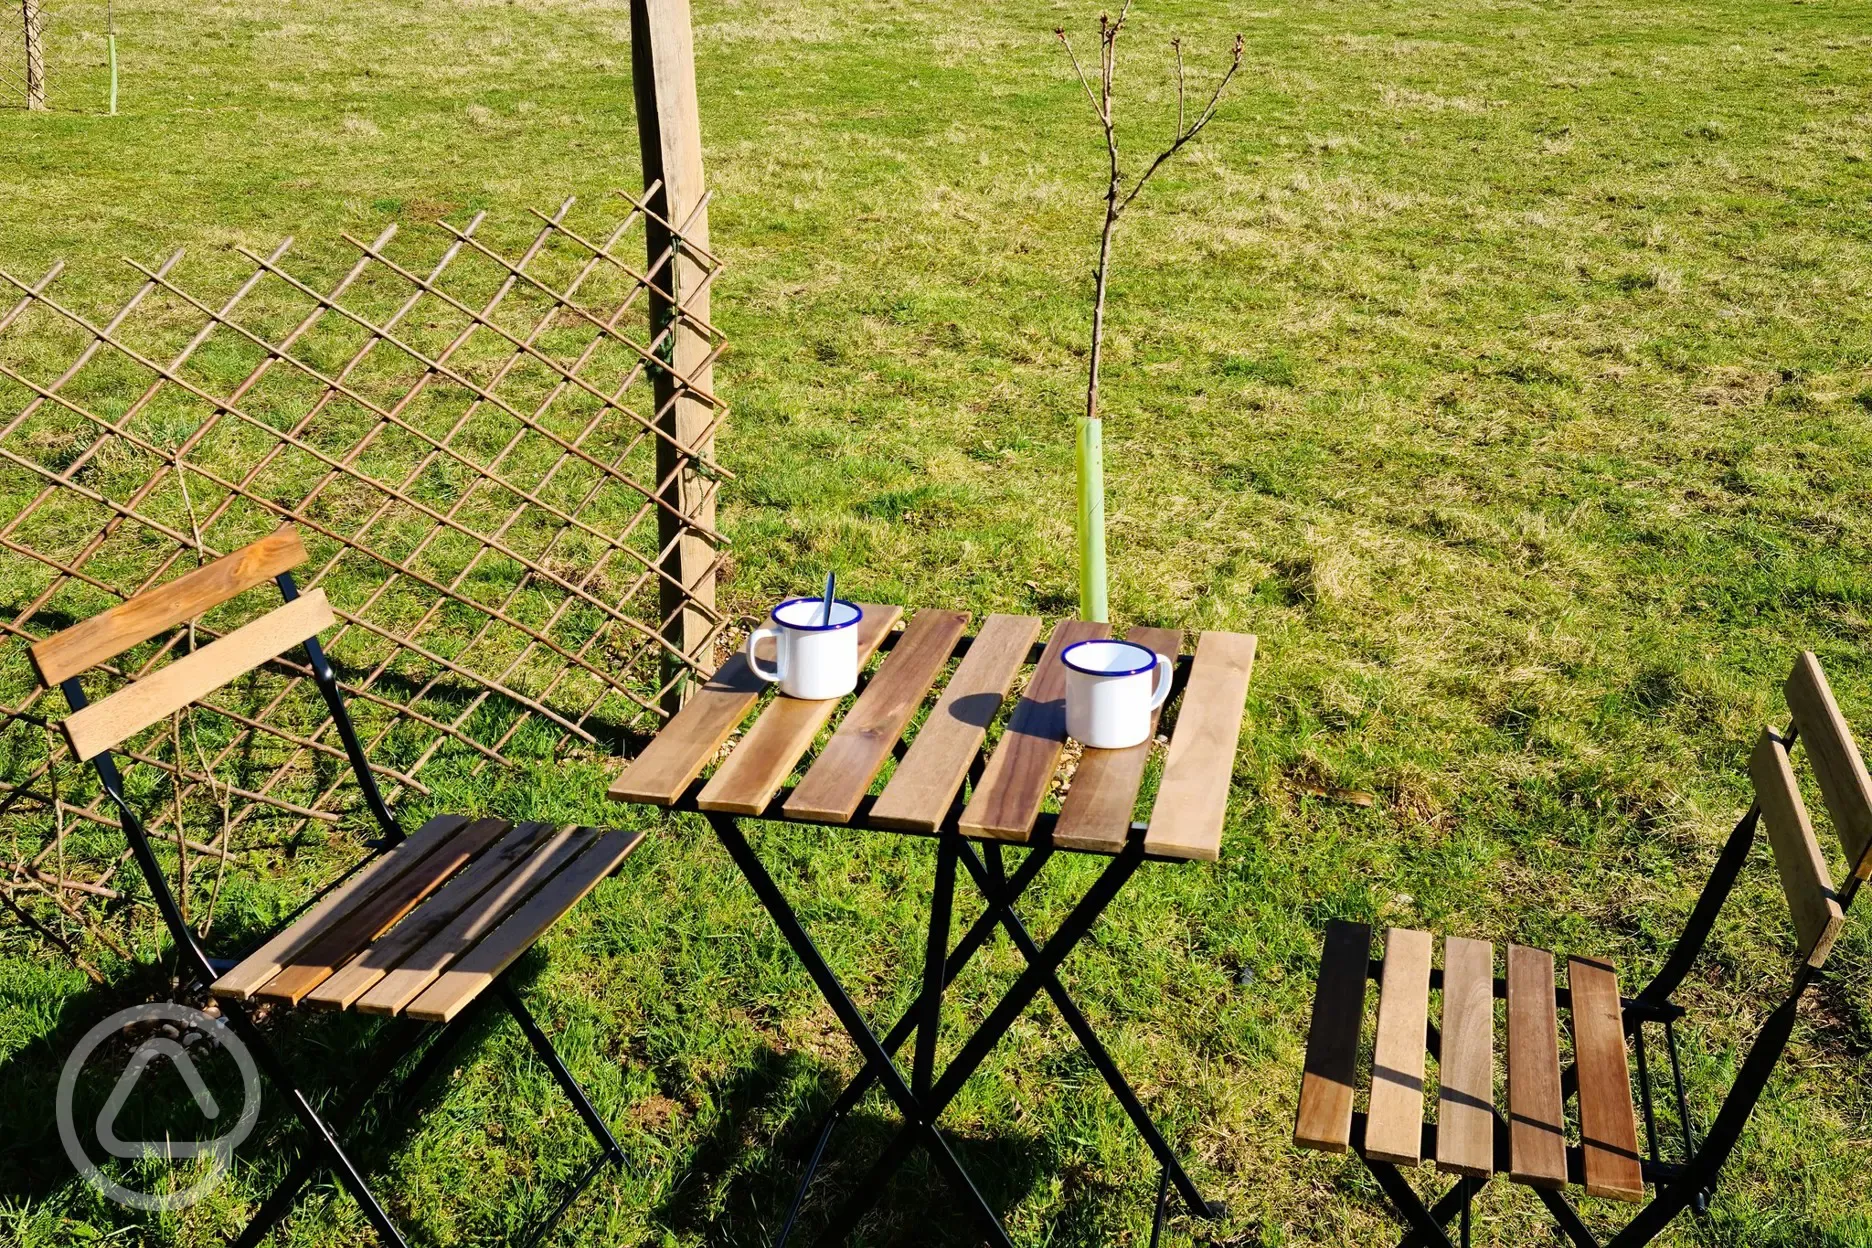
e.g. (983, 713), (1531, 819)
(655, 1040), (1108, 1248)
(0, 948), (602, 1244)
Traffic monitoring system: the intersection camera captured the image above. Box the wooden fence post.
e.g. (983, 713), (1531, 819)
(631, 0), (718, 713)
(22, 0), (45, 110)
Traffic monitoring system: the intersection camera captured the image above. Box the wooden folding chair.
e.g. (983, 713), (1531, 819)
(31, 525), (645, 1248)
(1292, 651), (1870, 1248)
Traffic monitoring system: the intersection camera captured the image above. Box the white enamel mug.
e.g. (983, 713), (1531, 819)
(1061, 638), (1173, 749)
(745, 598), (863, 700)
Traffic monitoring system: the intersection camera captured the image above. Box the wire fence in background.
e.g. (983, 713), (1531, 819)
(0, 187), (728, 964)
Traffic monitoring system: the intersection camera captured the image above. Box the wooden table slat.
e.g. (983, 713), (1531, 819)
(957, 618), (1110, 842)
(784, 609), (971, 823)
(696, 605), (903, 815)
(606, 617), (778, 807)
(1570, 956), (1644, 1202)
(1142, 631), (1256, 861)
(1052, 626), (1183, 854)
(869, 613), (1041, 833)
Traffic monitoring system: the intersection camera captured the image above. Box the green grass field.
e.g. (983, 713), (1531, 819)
(4, 0), (1872, 1243)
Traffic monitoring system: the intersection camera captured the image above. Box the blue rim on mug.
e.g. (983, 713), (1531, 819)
(1061, 638), (1160, 677)
(772, 597), (864, 631)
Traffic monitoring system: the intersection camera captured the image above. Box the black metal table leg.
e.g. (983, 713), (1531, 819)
(913, 833), (958, 1102)
(819, 844), (1146, 1239)
(957, 839), (1219, 1220)
(814, 847), (1054, 1128)
(774, 848), (1056, 1245)
(706, 814), (1015, 1248)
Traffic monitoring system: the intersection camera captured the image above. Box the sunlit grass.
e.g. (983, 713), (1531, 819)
(2, 0), (1871, 1244)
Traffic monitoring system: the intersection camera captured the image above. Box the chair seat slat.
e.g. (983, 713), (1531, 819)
(697, 606), (902, 815)
(1142, 631), (1256, 862)
(869, 613), (1040, 833)
(29, 525), (307, 686)
(307, 821), (550, 1010)
(1436, 936), (1495, 1178)
(61, 589), (335, 762)
(1507, 944), (1567, 1189)
(353, 826), (594, 1017)
(403, 829), (644, 1024)
(1570, 957), (1644, 1202)
(1053, 627), (1183, 855)
(1294, 920), (1371, 1154)
(254, 817), (514, 1006)
(1366, 927), (1434, 1166)
(210, 813), (469, 1000)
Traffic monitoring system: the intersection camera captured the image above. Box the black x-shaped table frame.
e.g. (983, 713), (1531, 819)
(677, 783), (1224, 1248)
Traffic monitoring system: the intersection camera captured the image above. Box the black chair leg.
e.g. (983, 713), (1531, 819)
(223, 1010), (412, 1248)
(1148, 1165), (1171, 1248)
(1363, 1154), (1456, 1248)
(230, 1018), (437, 1248)
(496, 977), (626, 1164)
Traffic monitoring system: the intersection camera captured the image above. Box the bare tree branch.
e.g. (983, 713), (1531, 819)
(1172, 38), (1185, 140)
(1053, 6), (1244, 621)
(1056, 28), (1104, 120)
(1117, 33), (1246, 215)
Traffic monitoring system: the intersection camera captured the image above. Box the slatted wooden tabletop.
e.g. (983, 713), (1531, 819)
(607, 610), (1258, 861)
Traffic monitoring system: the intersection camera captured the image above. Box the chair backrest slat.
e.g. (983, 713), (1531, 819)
(29, 526), (307, 687)
(1784, 652), (1872, 881)
(61, 589), (335, 762)
(1748, 727), (1845, 967)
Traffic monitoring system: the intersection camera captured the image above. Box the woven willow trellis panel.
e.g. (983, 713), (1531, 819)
(0, 188), (726, 959)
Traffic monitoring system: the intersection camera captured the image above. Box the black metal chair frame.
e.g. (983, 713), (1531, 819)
(55, 569), (626, 1248)
(671, 778), (1227, 1248)
(1353, 723), (1865, 1248)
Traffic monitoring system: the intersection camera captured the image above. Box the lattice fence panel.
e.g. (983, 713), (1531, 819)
(0, 187), (726, 962)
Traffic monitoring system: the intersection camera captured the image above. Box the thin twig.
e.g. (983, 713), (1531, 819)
(0, 887), (104, 983)
(1118, 34), (1246, 215)
(1173, 38), (1185, 138)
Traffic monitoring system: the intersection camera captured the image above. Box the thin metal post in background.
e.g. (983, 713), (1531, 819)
(631, 0), (720, 712)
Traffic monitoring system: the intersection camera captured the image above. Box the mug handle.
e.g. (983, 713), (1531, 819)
(745, 626), (784, 684)
(1147, 653), (1174, 711)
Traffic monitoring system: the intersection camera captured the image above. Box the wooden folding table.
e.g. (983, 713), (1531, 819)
(608, 608), (1256, 1246)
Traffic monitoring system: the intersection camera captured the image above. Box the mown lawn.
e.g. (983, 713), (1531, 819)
(3, 0), (1872, 1244)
